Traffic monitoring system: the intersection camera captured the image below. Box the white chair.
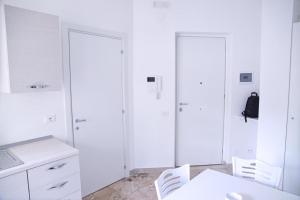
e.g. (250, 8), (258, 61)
(232, 157), (256, 180)
(255, 160), (282, 188)
(232, 157), (282, 188)
(154, 164), (190, 200)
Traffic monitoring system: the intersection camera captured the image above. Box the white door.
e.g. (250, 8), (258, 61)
(283, 23), (300, 196)
(176, 36), (226, 166)
(69, 31), (125, 196)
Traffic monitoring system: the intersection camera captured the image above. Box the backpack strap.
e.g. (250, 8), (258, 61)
(242, 111), (248, 123)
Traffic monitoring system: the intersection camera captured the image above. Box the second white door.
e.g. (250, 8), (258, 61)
(176, 35), (226, 166)
(69, 30), (125, 196)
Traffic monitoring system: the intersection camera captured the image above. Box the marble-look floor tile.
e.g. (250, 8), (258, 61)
(83, 164), (232, 200)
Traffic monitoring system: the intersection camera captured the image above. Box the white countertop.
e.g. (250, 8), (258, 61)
(0, 137), (78, 179)
(165, 169), (300, 200)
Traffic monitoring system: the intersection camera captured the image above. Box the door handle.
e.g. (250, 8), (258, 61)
(75, 119), (87, 123)
(28, 83), (50, 89)
(179, 102), (189, 106)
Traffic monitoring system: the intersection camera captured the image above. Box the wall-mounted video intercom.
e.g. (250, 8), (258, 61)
(147, 76), (163, 99)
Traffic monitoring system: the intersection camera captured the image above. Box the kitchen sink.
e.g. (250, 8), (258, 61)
(0, 149), (23, 171)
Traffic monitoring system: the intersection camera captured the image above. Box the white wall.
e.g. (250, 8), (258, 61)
(0, 0), (133, 149)
(0, 91), (66, 145)
(256, 0), (294, 168)
(133, 0), (261, 168)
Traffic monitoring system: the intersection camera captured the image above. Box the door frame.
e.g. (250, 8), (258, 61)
(175, 32), (232, 166)
(62, 23), (129, 176)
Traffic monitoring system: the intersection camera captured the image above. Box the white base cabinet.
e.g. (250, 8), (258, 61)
(28, 156), (81, 200)
(0, 172), (29, 200)
(61, 191), (82, 200)
(30, 172), (81, 200)
(0, 156), (81, 200)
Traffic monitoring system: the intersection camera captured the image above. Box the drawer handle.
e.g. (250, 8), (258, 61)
(48, 163), (67, 171)
(28, 84), (50, 89)
(48, 181), (69, 190)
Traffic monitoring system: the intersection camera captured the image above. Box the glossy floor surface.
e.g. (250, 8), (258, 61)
(84, 164), (232, 200)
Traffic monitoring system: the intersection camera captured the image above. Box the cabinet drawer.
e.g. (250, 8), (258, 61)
(30, 173), (81, 200)
(28, 156), (80, 189)
(60, 190), (82, 200)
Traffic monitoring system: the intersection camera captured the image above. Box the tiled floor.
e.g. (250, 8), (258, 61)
(84, 164), (232, 200)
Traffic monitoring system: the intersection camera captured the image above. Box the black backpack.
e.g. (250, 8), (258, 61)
(242, 92), (259, 122)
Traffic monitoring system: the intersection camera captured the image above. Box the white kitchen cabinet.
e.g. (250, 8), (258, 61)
(30, 172), (81, 200)
(61, 191), (82, 200)
(28, 156), (81, 200)
(0, 172), (30, 200)
(0, 3), (62, 93)
(0, 156), (82, 200)
(0, 137), (82, 200)
(28, 156), (80, 189)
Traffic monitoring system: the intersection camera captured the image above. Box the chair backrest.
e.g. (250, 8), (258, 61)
(232, 157), (256, 180)
(154, 164), (190, 200)
(232, 157), (282, 188)
(255, 160), (282, 188)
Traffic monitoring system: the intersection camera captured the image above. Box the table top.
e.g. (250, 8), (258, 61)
(164, 169), (300, 200)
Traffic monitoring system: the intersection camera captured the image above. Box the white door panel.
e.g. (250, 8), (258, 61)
(69, 31), (124, 196)
(176, 36), (226, 166)
(283, 23), (300, 196)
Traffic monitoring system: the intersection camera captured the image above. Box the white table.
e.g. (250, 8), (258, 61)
(164, 169), (300, 200)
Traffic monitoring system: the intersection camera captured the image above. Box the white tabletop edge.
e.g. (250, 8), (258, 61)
(164, 169), (300, 200)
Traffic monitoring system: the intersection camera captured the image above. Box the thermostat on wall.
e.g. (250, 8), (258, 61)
(240, 73), (253, 83)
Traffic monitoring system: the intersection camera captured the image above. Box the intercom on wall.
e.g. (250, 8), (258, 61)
(147, 76), (163, 99)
